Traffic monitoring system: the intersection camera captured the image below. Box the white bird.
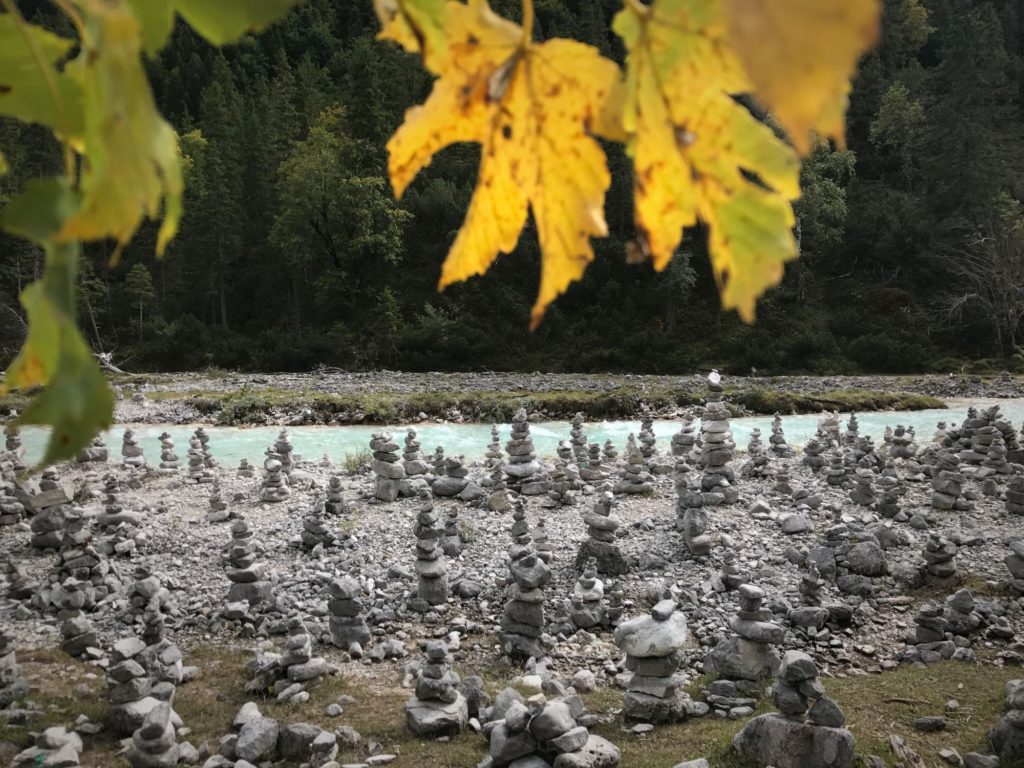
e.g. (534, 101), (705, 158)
(708, 369), (722, 390)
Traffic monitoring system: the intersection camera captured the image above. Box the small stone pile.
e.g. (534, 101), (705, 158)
(327, 576), (370, 657)
(245, 617), (329, 700)
(570, 559), (604, 630)
(126, 700), (179, 768)
(0, 630), (28, 709)
(237, 458), (255, 478)
(260, 450), (290, 503)
(603, 439), (619, 465)
(433, 454), (469, 497)
(802, 430), (828, 471)
(0, 480), (25, 527)
(223, 519), (274, 610)
(274, 429), (294, 474)
(324, 475), (349, 516)
(741, 428), (771, 479)
(798, 562), (825, 607)
(614, 436), (654, 494)
(4, 426), (25, 473)
(533, 517), (553, 564)
(501, 531), (552, 660)
(122, 429), (146, 469)
(576, 489), (628, 575)
(95, 475), (144, 558)
(922, 533), (958, 585)
(485, 425), (504, 468)
(77, 435), (109, 463)
(570, 412), (589, 465)
(733, 651), (854, 768)
(769, 414), (794, 457)
(403, 429), (429, 476)
(299, 496), (339, 551)
(705, 584), (782, 684)
(489, 462), (511, 512)
(819, 412), (841, 445)
(371, 432), (406, 502)
(989, 679), (1024, 765)
(842, 414), (859, 446)
(675, 459), (711, 557)
(1007, 540), (1024, 596)
(615, 598), (690, 723)
(888, 425), (917, 459)
(121, 565), (172, 628)
(195, 427), (216, 468)
(6, 562), (36, 601)
(442, 507), (463, 557)
(10, 727), (83, 768)
(505, 408), (547, 495)
(413, 489), (448, 609)
(157, 432), (180, 471)
(44, 505), (119, 609)
(581, 442), (607, 483)
(205, 481), (231, 523)
(1007, 475), (1024, 516)
(823, 452), (847, 487)
(405, 640), (468, 738)
(848, 468), (875, 506)
(699, 400), (737, 505)
(672, 416), (699, 458)
(875, 475), (904, 518)
(57, 579), (99, 658)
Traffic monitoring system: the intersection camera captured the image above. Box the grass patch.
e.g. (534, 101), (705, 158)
(342, 448), (371, 474)
(729, 387), (945, 415)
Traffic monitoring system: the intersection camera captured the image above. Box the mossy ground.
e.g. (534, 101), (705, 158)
(2, 648), (1016, 768)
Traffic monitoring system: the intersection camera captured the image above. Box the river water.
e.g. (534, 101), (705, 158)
(16, 399), (1024, 467)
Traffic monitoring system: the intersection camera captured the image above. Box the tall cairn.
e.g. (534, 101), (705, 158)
(412, 489), (448, 609)
(500, 526), (552, 661)
(260, 447), (290, 502)
(931, 451), (968, 511)
(569, 412), (589, 465)
(614, 435), (654, 494)
(186, 436), (214, 483)
(325, 476), (349, 516)
(4, 426), (26, 473)
(195, 427), (216, 468)
(0, 630), (28, 709)
(404, 640), (468, 738)
(769, 414), (794, 458)
(672, 416), (698, 458)
(0, 480), (25, 527)
(614, 598), (690, 723)
(581, 442), (608, 483)
(484, 425), (504, 468)
(223, 519), (273, 609)
(403, 429), (429, 476)
(699, 399), (737, 505)
(371, 431), (405, 502)
(675, 457), (711, 557)
(274, 429), (294, 474)
(504, 408), (547, 495)
(157, 433), (180, 471)
(576, 488), (628, 575)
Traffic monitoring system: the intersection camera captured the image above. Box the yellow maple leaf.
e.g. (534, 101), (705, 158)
(56, 0), (182, 259)
(374, 0), (449, 72)
(724, 0), (880, 154)
(614, 0), (800, 323)
(387, 0), (622, 329)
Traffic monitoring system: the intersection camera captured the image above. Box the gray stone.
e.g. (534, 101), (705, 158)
(235, 717), (279, 762)
(732, 713), (854, 768)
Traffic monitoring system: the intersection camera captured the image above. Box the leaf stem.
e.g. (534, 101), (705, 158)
(521, 0), (533, 44)
(51, 0), (86, 42)
(0, 0), (76, 176)
(624, 0), (648, 15)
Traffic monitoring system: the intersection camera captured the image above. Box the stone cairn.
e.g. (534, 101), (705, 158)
(186, 436), (214, 483)
(403, 429), (429, 476)
(581, 442), (607, 484)
(799, 562), (825, 607)
(480, 689), (620, 768)
(122, 429), (146, 469)
(500, 524), (552, 660)
(405, 640), (468, 738)
(614, 435), (654, 494)
(675, 458), (711, 557)
(0, 630), (28, 709)
(488, 461), (511, 512)
(570, 559), (605, 630)
(1007, 540), (1024, 597)
(614, 597), (690, 723)
(77, 434), (110, 463)
(1008, 475), (1024, 517)
(888, 425), (916, 459)
(733, 651), (854, 768)
(157, 432), (180, 471)
(672, 416), (699, 458)
(58, 579), (99, 658)
(848, 468), (875, 506)
(195, 427), (216, 468)
(902, 602), (952, 665)
(570, 412), (589, 465)
(505, 408), (548, 496)
(206, 481), (231, 523)
(10, 727), (83, 768)
(126, 700), (179, 768)
(802, 430), (828, 472)
(237, 458), (255, 478)
(434, 454), (469, 497)
(327, 576), (370, 657)
(413, 489), (448, 609)
(325, 475), (348, 516)
(371, 431), (405, 502)
(699, 399), (737, 505)
(45, 504), (119, 610)
(442, 507), (463, 557)
(432, 446), (446, 477)
(842, 413), (860, 447)
(6, 562), (36, 601)
(819, 411), (841, 445)
(931, 450), (969, 511)
(121, 565), (172, 628)
(989, 679), (1024, 765)
(741, 428), (771, 479)
(29, 468), (74, 550)
(533, 517), (553, 564)
(299, 496), (338, 551)
(0, 480), (25, 527)
(223, 519), (274, 611)
(485, 425), (504, 468)
(260, 448), (290, 502)
(602, 438), (619, 466)
(769, 414), (794, 457)
(274, 429), (294, 474)
(922, 533), (958, 585)
(705, 584), (782, 687)
(4, 426), (25, 473)
(95, 474), (143, 558)
(576, 488), (628, 575)
(245, 616), (329, 701)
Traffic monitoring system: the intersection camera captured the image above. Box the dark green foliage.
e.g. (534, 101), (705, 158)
(0, 0), (1022, 375)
